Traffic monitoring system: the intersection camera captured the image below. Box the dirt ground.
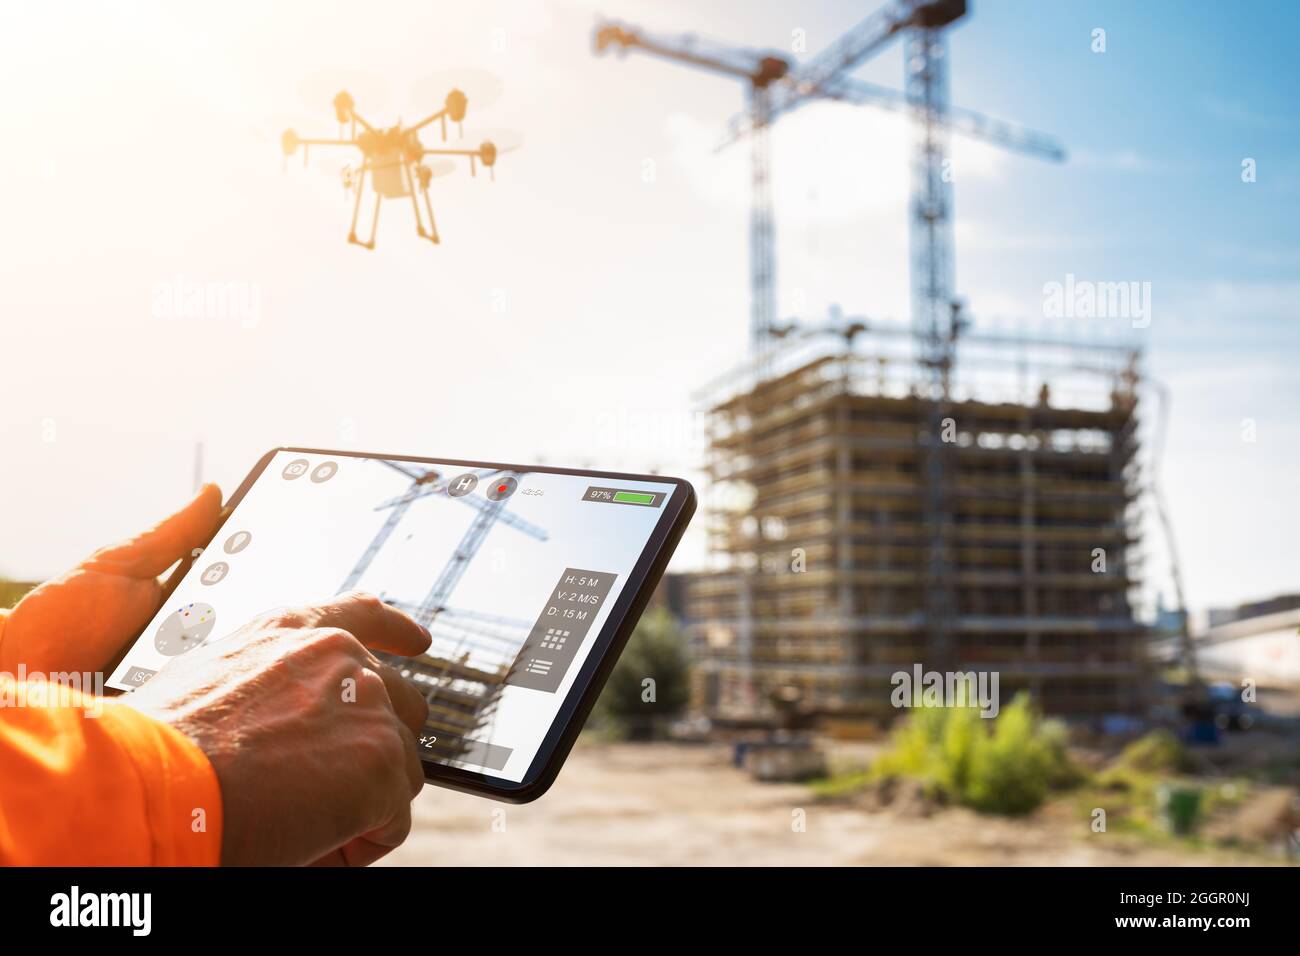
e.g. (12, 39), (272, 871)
(383, 740), (1276, 866)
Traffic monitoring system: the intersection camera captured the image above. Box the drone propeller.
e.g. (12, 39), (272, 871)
(299, 68), (390, 114)
(478, 141), (497, 180)
(464, 126), (522, 155)
(423, 139), (507, 181)
(333, 91), (354, 124)
(331, 90), (361, 139)
(410, 68), (503, 138)
(417, 159), (458, 189)
(459, 128), (521, 181)
(407, 86), (475, 142)
(445, 89), (467, 126)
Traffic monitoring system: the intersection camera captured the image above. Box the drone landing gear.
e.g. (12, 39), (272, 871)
(347, 167), (380, 250)
(417, 191), (440, 245)
(403, 163), (441, 245)
(423, 197), (440, 245)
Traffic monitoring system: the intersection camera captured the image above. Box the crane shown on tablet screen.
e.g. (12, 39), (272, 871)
(338, 459), (550, 766)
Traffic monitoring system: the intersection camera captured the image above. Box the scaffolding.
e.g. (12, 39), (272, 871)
(386, 649), (509, 765)
(377, 607), (527, 765)
(687, 323), (1149, 723)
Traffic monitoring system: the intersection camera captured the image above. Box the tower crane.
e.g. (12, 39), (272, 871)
(596, 1), (1067, 682)
(723, 0), (944, 668)
(720, 0), (1063, 673)
(594, 21), (790, 362)
(719, 0), (977, 402)
(596, 3), (1064, 386)
(802, 71), (1065, 655)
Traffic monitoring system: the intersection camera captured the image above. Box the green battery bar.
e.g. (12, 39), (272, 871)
(613, 491), (655, 505)
(583, 485), (664, 506)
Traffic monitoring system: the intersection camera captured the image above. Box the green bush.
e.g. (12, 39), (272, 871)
(872, 692), (1078, 815)
(591, 607), (691, 740)
(1111, 729), (1195, 774)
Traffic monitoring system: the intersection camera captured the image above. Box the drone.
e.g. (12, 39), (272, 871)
(281, 88), (500, 249)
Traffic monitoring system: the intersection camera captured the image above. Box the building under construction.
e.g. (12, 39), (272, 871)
(385, 649), (509, 766)
(687, 327), (1149, 725)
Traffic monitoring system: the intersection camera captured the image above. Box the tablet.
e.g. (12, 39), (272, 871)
(107, 447), (695, 802)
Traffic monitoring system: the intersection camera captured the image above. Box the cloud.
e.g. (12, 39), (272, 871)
(1071, 148), (1160, 172)
(664, 98), (1008, 225)
(1203, 95), (1296, 131)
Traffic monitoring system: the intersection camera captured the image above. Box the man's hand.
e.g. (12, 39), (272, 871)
(122, 592), (432, 867)
(0, 484), (223, 674)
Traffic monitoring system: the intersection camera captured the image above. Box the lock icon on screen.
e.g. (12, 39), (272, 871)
(201, 561), (229, 586)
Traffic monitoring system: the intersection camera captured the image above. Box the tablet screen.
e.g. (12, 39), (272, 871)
(108, 450), (680, 784)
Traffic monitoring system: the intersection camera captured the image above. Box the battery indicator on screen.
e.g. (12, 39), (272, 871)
(582, 486), (666, 507)
(613, 491), (655, 505)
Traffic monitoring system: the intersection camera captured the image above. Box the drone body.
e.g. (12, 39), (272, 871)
(281, 88), (499, 249)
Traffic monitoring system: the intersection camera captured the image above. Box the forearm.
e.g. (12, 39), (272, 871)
(0, 676), (223, 866)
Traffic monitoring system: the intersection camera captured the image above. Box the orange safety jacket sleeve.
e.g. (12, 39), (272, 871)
(0, 668), (223, 866)
(0, 484), (224, 865)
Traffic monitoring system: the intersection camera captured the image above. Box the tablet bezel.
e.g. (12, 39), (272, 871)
(137, 446), (696, 803)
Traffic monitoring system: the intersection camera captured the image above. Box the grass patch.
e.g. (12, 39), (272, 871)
(1079, 731), (1252, 843)
(810, 768), (873, 800)
(817, 693), (1081, 815)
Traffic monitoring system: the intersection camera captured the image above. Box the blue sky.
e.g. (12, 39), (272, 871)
(944, 0), (1300, 617)
(0, 0), (1295, 617)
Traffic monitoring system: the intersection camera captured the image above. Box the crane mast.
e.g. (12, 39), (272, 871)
(595, 20), (789, 365)
(596, 0), (1067, 686)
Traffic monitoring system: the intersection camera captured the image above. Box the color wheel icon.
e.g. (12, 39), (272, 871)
(154, 603), (217, 657)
